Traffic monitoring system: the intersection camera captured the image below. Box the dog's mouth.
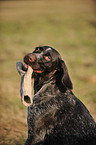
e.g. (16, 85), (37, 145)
(22, 63), (44, 73)
(23, 53), (44, 73)
(33, 69), (44, 73)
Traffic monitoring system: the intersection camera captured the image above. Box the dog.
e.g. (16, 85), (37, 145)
(23, 46), (96, 145)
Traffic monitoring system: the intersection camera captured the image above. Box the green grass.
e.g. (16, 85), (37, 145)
(0, 0), (96, 144)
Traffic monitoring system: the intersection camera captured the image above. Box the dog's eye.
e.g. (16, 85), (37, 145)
(44, 56), (50, 61)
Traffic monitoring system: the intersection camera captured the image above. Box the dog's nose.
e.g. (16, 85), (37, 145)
(24, 53), (36, 63)
(28, 54), (36, 63)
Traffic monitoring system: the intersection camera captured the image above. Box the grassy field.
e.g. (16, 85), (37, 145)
(0, 0), (96, 144)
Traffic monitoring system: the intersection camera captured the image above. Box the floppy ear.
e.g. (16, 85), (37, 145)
(57, 59), (73, 90)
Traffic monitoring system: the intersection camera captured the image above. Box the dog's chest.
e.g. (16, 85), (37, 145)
(28, 83), (59, 143)
(28, 102), (57, 144)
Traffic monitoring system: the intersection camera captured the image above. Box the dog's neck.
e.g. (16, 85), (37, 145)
(33, 69), (67, 94)
(33, 70), (57, 94)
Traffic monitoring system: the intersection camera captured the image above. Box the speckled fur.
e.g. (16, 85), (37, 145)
(24, 46), (96, 145)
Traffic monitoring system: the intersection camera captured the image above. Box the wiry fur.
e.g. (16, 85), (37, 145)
(24, 46), (96, 145)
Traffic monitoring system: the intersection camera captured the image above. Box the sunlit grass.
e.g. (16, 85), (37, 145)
(0, 0), (96, 144)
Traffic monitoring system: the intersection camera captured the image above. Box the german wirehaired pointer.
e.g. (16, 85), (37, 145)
(23, 46), (96, 145)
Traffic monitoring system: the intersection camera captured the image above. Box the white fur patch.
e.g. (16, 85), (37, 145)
(46, 48), (52, 51)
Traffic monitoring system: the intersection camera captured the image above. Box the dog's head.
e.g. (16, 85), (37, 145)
(24, 46), (73, 90)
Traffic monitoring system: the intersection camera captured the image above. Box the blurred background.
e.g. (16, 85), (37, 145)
(0, 0), (96, 144)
